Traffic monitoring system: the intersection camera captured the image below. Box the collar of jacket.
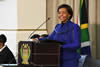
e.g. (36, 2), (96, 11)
(54, 20), (73, 33)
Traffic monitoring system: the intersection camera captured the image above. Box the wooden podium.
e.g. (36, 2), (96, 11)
(18, 40), (61, 67)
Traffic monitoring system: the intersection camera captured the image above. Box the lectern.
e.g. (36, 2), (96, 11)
(18, 40), (61, 67)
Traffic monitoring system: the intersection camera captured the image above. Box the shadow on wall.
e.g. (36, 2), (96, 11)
(96, 24), (100, 59)
(83, 56), (100, 67)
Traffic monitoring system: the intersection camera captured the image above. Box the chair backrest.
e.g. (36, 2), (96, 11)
(83, 56), (100, 67)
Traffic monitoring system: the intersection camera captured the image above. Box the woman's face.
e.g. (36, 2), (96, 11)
(58, 8), (71, 23)
(0, 42), (3, 49)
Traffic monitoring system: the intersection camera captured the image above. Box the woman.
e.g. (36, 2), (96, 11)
(0, 34), (16, 64)
(38, 4), (81, 67)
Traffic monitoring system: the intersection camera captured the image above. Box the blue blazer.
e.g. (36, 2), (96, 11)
(39, 20), (81, 64)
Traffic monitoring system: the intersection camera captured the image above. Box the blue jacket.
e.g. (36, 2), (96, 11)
(40, 20), (81, 63)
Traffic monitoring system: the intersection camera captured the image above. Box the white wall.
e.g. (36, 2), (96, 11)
(18, 0), (46, 29)
(17, 0), (47, 42)
(0, 0), (17, 58)
(0, 0), (17, 29)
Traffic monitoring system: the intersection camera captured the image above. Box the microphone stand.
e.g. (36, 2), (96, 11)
(28, 18), (50, 39)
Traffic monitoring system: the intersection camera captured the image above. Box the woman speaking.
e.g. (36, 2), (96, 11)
(37, 4), (81, 67)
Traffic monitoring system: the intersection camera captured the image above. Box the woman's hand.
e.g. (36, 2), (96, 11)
(32, 38), (39, 43)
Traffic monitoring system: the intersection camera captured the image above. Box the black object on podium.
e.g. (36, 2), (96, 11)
(18, 40), (62, 67)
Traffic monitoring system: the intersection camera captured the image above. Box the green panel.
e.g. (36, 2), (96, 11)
(81, 28), (90, 42)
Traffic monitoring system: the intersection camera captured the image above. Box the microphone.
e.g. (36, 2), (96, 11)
(28, 17), (51, 39)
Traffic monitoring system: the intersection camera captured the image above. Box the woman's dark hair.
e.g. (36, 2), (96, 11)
(0, 34), (7, 44)
(57, 4), (73, 20)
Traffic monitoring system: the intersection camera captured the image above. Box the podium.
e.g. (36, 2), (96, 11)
(18, 40), (61, 67)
